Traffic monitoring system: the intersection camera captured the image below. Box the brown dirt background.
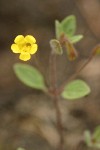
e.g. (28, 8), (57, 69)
(0, 0), (100, 150)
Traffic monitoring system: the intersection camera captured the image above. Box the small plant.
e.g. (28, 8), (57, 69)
(11, 15), (100, 150)
(84, 126), (100, 149)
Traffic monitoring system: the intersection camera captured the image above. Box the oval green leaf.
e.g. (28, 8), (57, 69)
(61, 15), (76, 36)
(61, 80), (91, 100)
(14, 63), (47, 91)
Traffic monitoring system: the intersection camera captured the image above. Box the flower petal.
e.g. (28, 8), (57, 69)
(30, 44), (38, 54)
(19, 52), (31, 61)
(14, 35), (25, 44)
(11, 44), (20, 53)
(25, 35), (36, 44)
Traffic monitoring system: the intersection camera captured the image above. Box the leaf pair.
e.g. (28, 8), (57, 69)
(55, 15), (83, 43)
(14, 63), (90, 100)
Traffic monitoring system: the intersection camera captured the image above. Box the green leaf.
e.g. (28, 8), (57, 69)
(61, 80), (91, 100)
(84, 130), (92, 146)
(69, 35), (83, 43)
(14, 63), (47, 91)
(61, 15), (76, 36)
(55, 20), (63, 39)
(93, 126), (100, 141)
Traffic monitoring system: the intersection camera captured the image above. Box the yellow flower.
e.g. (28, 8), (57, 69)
(11, 35), (38, 61)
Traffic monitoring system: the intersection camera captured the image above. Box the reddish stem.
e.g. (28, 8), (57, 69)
(49, 51), (64, 150)
(57, 41), (99, 95)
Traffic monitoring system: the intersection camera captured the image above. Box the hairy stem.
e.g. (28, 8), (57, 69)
(53, 93), (64, 150)
(49, 51), (64, 150)
(57, 44), (99, 94)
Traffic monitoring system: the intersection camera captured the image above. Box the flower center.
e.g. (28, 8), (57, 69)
(20, 42), (31, 53)
(26, 43), (31, 47)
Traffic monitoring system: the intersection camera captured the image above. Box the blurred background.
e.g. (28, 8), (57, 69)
(0, 0), (100, 150)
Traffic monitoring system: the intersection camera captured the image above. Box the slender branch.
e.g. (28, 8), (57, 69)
(49, 52), (57, 90)
(53, 94), (64, 150)
(49, 51), (64, 150)
(57, 44), (99, 95)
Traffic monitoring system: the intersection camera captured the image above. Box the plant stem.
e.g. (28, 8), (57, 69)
(49, 51), (64, 150)
(49, 52), (57, 90)
(57, 44), (99, 95)
(53, 94), (64, 150)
